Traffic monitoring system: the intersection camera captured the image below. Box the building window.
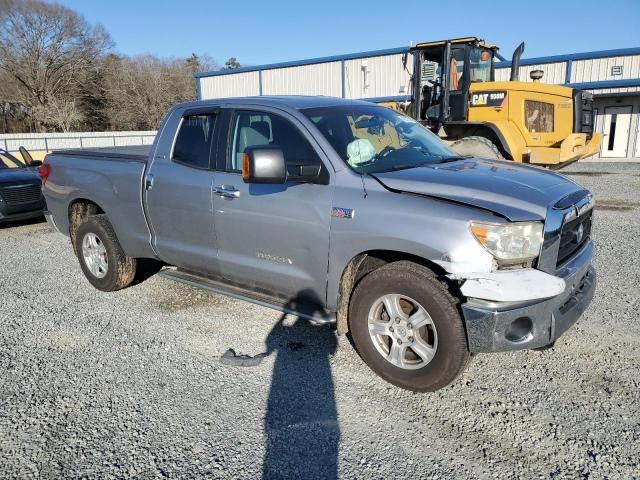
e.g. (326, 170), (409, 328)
(525, 101), (554, 133)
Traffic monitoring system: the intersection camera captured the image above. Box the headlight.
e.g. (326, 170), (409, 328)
(470, 221), (544, 265)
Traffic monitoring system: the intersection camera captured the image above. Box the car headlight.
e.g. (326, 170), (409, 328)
(470, 221), (544, 265)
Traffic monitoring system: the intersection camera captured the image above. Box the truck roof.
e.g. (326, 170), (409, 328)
(179, 95), (377, 111)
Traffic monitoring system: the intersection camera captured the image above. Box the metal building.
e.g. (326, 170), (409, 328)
(196, 47), (415, 103)
(195, 46), (640, 159)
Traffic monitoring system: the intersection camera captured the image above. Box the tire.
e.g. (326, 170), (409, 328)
(74, 214), (137, 292)
(348, 261), (469, 392)
(450, 135), (503, 160)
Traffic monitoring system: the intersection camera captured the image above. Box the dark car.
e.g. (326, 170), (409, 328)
(0, 148), (46, 224)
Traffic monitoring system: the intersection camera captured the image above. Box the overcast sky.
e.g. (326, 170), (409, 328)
(57, 0), (640, 66)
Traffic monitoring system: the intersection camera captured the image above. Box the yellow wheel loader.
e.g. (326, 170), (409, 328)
(385, 37), (601, 168)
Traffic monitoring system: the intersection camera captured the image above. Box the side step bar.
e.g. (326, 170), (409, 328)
(158, 268), (336, 325)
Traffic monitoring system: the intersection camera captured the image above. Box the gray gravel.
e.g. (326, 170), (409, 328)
(1, 161), (639, 479)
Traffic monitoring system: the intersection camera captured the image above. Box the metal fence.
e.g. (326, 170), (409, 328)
(0, 131), (157, 153)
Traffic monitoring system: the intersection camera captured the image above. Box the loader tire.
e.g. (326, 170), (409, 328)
(451, 135), (503, 160)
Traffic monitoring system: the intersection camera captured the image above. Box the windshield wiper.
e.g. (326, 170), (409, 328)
(389, 162), (431, 171)
(434, 155), (473, 164)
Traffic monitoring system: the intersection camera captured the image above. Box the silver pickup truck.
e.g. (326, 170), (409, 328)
(43, 96), (596, 392)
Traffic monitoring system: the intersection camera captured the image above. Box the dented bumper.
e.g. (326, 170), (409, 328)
(460, 240), (595, 352)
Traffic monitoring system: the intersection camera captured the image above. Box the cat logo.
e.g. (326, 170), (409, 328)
(470, 91), (507, 107)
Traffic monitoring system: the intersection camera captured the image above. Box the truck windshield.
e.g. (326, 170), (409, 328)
(302, 105), (455, 174)
(469, 48), (492, 82)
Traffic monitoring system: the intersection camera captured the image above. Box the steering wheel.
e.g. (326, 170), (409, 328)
(377, 146), (395, 159)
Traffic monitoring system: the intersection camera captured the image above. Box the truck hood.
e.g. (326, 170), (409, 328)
(0, 167), (40, 187)
(371, 158), (581, 221)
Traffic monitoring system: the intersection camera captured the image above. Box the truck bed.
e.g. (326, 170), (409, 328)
(43, 147), (154, 258)
(51, 145), (151, 162)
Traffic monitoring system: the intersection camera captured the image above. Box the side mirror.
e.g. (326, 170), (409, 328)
(19, 146), (34, 164)
(28, 160), (43, 167)
(242, 146), (287, 184)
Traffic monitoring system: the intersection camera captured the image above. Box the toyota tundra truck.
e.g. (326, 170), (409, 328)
(42, 96), (596, 392)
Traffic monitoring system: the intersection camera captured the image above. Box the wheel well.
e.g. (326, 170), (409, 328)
(446, 124), (512, 159)
(335, 250), (458, 335)
(68, 199), (105, 255)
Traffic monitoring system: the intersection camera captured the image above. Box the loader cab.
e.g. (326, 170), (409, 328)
(409, 37), (497, 130)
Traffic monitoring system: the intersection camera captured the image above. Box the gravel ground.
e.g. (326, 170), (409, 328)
(1, 161), (639, 479)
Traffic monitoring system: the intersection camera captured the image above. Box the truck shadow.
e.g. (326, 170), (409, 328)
(262, 290), (340, 479)
(131, 259), (165, 287)
(0, 215), (45, 230)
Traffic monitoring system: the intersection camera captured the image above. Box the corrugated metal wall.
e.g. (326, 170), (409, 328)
(572, 55), (640, 83)
(262, 62), (342, 96)
(494, 62), (567, 84)
(0, 131), (156, 153)
(344, 53), (411, 99)
(198, 51), (411, 101)
(200, 71), (260, 99)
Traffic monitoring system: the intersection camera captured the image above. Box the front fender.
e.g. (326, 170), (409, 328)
(326, 179), (498, 311)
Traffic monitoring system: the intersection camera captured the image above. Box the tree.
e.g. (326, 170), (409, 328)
(223, 57), (241, 69)
(102, 55), (197, 130)
(0, 0), (111, 130)
(0, 0), (222, 133)
(186, 53), (200, 73)
(32, 97), (83, 132)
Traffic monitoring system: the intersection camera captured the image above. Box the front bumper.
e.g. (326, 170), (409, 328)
(528, 133), (603, 166)
(559, 133), (602, 162)
(0, 207), (44, 224)
(461, 240), (595, 352)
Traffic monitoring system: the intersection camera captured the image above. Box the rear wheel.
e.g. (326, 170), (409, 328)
(348, 261), (469, 392)
(451, 135), (503, 160)
(74, 214), (137, 292)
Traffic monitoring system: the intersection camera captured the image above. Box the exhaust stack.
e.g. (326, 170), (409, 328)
(510, 42), (526, 81)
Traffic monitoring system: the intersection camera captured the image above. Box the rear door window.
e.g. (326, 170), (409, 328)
(172, 114), (217, 169)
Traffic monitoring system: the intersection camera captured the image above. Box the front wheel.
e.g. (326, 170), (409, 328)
(74, 214), (137, 292)
(349, 261), (469, 392)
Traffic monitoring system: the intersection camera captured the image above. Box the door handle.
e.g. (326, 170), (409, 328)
(213, 186), (240, 198)
(145, 173), (154, 190)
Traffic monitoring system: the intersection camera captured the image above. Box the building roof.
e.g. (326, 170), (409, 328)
(195, 45), (640, 80)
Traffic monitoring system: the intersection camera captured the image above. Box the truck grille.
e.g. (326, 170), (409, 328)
(557, 210), (592, 266)
(0, 184), (42, 206)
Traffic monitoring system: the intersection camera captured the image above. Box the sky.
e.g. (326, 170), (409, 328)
(57, 0), (640, 68)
